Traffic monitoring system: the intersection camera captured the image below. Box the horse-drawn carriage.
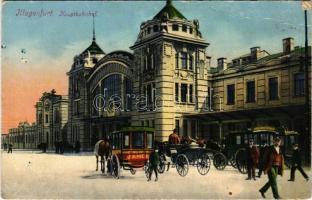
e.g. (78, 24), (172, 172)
(95, 127), (155, 179)
(155, 141), (211, 177)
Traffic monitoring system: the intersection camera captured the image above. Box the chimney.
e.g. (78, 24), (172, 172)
(250, 47), (260, 60)
(283, 37), (294, 54)
(217, 57), (227, 70)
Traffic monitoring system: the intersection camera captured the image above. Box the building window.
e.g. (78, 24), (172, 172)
(175, 83), (179, 102)
(183, 120), (188, 136)
(151, 120), (155, 128)
(175, 119), (180, 135)
(175, 53), (179, 69)
(269, 77), (279, 100)
(182, 25), (187, 32)
(189, 27), (193, 34)
(227, 84), (235, 105)
(38, 113), (43, 125)
(189, 84), (193, 103)
(246, 81), (256, 103)
(189, 55), (193, 70)
(147, 55), (152, 70)
(146, 120), (149, 127)
(147, 84), (152, 106)
(153, 25), (159, 32)
(191, 120), (196, 138)
(45, 114), (49, 123)
(181, 52), (187, 69)
(172, 24), (179, 31)
(294, 73), (305, 96)
(147, 27), (151, 34)
(181, 83), (187, 103)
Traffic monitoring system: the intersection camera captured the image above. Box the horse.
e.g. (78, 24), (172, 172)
(180, 136), (196, 145)
(94, 139), (111, 173)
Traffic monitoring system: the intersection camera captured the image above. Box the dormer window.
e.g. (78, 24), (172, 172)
(182, 25), (187, 32)
(189, 28), (193, 34)
(153, 25), (159, 32)
(172, 24), (179, 31)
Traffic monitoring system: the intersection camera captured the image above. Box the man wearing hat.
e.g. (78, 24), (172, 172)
(259, 137), (284, 199)
(148, 147), (160, 182)
(246, 139), (260, 180)
(288, 143), (309, 182)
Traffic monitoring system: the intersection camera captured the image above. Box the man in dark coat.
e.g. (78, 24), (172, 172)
(246, 140), (260, 180)
(288, 143), (309, 181)
(259, 137), (284, 199)
(7, 144), (13, 153)
(148, 148), (159, 182)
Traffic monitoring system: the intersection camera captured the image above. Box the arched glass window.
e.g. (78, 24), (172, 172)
(92, 74), (133, 113)
(103, 74), (122, 110)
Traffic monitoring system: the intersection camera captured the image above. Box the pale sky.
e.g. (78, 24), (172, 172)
(1, 1), (310, 133)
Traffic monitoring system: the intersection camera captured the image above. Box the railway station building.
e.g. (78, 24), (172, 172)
(66, 0), (311, 157)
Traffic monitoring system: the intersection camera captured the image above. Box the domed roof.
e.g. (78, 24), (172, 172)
(81, 40), (104, 55)
(153, 0), (187, 20)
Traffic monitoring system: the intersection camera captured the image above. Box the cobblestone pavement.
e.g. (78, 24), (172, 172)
(1, 151), (311, 199)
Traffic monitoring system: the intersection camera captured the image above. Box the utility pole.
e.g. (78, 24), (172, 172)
(304, 9), (311, 166)
(305, 10), (309, 108)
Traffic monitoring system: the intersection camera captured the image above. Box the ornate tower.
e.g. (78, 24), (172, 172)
(130, 0), (210, 141)
(67, 18), (105, 149)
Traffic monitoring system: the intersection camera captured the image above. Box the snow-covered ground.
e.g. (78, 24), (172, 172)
(1, 151), (311, 199)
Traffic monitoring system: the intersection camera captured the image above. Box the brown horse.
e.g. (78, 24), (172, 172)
(94, 139), (111, 173)
(180, 136), (197, 145)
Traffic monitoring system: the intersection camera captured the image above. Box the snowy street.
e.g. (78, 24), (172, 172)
(1, 151), (311, 199)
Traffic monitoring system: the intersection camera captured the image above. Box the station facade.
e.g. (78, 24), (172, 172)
(3, 1), (310, 160)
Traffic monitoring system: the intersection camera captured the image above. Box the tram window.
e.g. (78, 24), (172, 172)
(269, 135), (274, 145)
(146, 133), (153, 149)
(112, 133), (121, 149)
(124, 133), (130, 149)
(132, 132), (144, 148)
(289, 136), (295, 144)
(236, 135), (241, 145)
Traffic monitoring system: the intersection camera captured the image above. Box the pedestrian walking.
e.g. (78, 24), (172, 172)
(257, 143), (269, 178)
(259, 137), (284, 199)
(288, 143), (309, 182)
(148, 148), (159, 182)
(246, 140), (260, 180)
(7, 144), (13, 153)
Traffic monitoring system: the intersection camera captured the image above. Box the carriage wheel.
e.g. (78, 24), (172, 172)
(235, 148), (247, 174)
(196, 153), (211, 175)
(175, 154), (189, 177)
(213, 152), (227, 170)
(111, 154), (120, 179)
(157, 154), (166, 174)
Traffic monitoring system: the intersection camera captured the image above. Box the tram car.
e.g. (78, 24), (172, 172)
(108, 127), (155, 178)
(224, 127), (300, 174)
